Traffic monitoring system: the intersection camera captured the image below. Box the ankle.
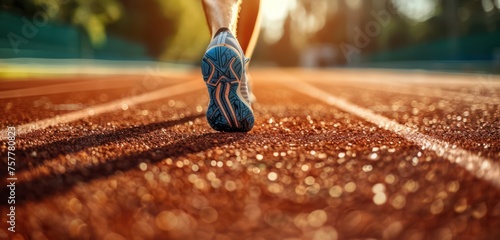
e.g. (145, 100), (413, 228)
(214, 28), (231, 39)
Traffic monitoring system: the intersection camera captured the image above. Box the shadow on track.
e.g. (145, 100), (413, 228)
(3, 131), (246, 205)
(5, 114), (204, 178)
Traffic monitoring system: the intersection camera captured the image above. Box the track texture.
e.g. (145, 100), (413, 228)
(0, 68), (499, 240)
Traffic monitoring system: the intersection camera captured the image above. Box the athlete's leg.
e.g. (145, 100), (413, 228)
(201, 0), (241, 38)
(237, 0), (261, 58)
(201, 0), (261, 56)
(236, 0), (261, 103)
(201, 0), (255, 132)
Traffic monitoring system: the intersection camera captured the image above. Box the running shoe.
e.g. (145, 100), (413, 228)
(201, 30), (255, 132)
(244, 68), (257, 104)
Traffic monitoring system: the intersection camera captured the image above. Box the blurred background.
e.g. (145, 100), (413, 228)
(1, 0), (500, 73)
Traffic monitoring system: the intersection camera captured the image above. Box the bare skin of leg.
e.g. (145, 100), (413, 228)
(201, 0), (261, 57)
(237, 0), (261, 58)
(201, 0), (241, 38)
(202, 0), (261, 103)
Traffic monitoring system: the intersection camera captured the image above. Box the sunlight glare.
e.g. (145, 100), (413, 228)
(261, 0), (297, 44)
(482, 0), (495, 12)
(345, 0), (362, 10)
(391, 0), (438, 22)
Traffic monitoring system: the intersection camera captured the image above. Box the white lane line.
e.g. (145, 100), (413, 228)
(301, 78), (500, 105)
(0, 77), (136, 99)
(280, 69), (500, 104)
(286, 68), (500, 86)
(280, 74), (500, 189)
(383, 85), (500, 105)
(0, 80), (204, 140)
(0, 76), (187, 99)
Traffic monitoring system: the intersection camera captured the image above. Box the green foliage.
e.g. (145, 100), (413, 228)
(1, 0), (210, 62)
(155, 0), (210, 61)
(3, 0), (124, 47)
(69, 0), (123, 46)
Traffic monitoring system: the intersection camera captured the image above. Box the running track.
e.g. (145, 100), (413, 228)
(0, 68), (499, 240)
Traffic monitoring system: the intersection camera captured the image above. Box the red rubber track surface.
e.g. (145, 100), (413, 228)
(0, 68), (499, 240)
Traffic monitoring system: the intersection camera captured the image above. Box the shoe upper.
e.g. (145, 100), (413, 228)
(207, 30), (252, 105)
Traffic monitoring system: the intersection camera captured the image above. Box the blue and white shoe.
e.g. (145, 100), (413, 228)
(201, 30), (255, 132)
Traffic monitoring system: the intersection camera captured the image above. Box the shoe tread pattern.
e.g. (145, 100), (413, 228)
(201, 46), (254, 132)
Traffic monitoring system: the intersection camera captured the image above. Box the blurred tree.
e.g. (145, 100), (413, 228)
(0, 0), (209, 62)
(107, 0), (209, 61)
(1, 0), (124, 47)
(155, 0), (209, 62)
(71, 0), (123, 46)
(379, 0), (500, 50)
(106, 0), (174, 58)
(2, 0), (499, 63)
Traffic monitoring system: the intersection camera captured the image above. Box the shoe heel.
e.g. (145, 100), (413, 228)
(201, 46), (254, 132)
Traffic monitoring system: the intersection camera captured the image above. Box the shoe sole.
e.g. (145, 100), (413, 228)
(201, 45), (255, 132)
